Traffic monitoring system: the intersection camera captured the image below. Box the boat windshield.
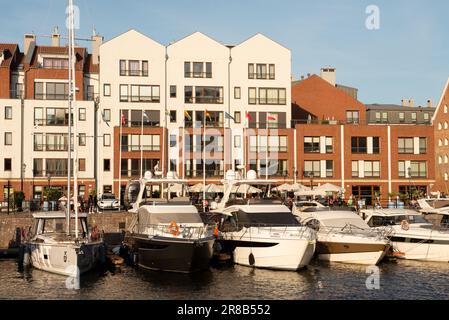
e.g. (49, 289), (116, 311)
(33, 217), (89, 238)
(368, 214), (428, 227)
(235, 211), (299, 226)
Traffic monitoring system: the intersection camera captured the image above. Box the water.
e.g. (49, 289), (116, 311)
(0, 259), (448, 300)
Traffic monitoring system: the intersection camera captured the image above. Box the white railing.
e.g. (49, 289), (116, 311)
(318, 224), (393, 240)
(221, 223), (316, 241)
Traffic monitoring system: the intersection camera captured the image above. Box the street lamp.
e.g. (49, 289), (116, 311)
(21, 163), (26, 193)
(308, 172), (314, 190)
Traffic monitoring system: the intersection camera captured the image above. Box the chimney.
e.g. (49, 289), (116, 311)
(401, 99), (408, 107)
(320, 67), (336, 86)
(91, 28), (103, 65)
(24, 33), (36, 56)
(427, 99), (433, 108)
(307, 73), (311, 78)
(409, 99), (414, 108)
(51, 27), (60, 47)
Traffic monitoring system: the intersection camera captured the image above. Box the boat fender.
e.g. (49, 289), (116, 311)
(169, 221), (180, 236)
(401, 220), (410, 231)
(214, 223), (219, 238)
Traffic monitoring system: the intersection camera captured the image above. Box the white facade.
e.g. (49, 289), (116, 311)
(0, 99), (22, 180)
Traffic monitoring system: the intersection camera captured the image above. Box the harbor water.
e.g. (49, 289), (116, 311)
(0, 258), (448, 300)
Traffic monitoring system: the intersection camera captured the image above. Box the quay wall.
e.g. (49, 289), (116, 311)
(0, 212), (133, 248)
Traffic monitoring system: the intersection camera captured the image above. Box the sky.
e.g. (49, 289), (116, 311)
(1, 0), (448, 106)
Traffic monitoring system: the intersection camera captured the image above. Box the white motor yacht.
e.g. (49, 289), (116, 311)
(212, 170), (316, 271)
(296, 208), (391, 265)
(125, 171), (215, 273)
(361, 208), (449, 262)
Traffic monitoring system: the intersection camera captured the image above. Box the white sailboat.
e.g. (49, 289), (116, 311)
(26, 0), (105, 278)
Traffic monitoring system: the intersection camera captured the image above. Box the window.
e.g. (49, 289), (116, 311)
(249, 136), (257, 152)
(364, 161), (380, 177)
(86, 85), (94, 101)
(193, 62), (203, 77)
(119, 60), (126, 76)
(375, 112), (381, 123)
(439, 122), (442, 130)
(256, 64), (267, 79)
(103, 159), (110, 172)
(445, 155), (448, 164)
(398, 161), (406, 178)
(234, 87), (241, 99)
(248, 64), (254, 79)
(184, 62), (191, 78)
(170, 135), (177, 148)
(103, 84), (111, 96)
(439, 156), (442, 164)
(103, 134), (111, 147)
(399, 112), (405, 123)
(445, 105), (448, 113)
(445, 173), (448, 181)
(398, 138), (414, 154)
(42, 58), (69, 69)
(248, 88), (257, 104)
(326, 137), (333, 153)
(373, 137), (380, 154)
(205, 62), (212, 78)
(170, 110), (177, 123)
(351, 137), (367, 153)
(269, 64), (275, 79)
(103, 109), (111, 122)
(446, 138), (448, 146)
(46, 82), (69, 100)
(34, 133), (43, 151)
(79, 108), (86, 121)
(258, 88), (286, 105)
(33, 159), (43, 176)
(234, 111), (241, 124)
(445, 122), (449, 130)
(4, 106), (12, 119)
(423, 113), (429, 122)
(352, 161), (359, 177)
(142, 61), (148, 76)
(419, 138), (427, 154)
(304, 161), (320, 178)
(411, 112), (417, 123)
(79, 159), (86, 172)
(4, 132), (12, 145)
(304, 137), (320, 153)
(35, 82), (44, 99)
(381, 112), (388, 123)
(234, 135), (241, 148)
(346, 111), (359, 124)
(128, 60), (140, 76)
(439, 139), (443, 147)
(120, 85), (128, 101)
(78, 133), (86, 146)
(192, 86), (223, 104)
(410, 161), (427, 178)
(170, 85), (176, 98)
(4, 158), (12, 171)
(326, 160), (333, 177)
(184, 86), (193, 103)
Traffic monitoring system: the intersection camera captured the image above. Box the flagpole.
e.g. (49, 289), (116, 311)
(182, 115), (185, 180)
(118, 111), (123, 210)
(203, 112), (206, 212)
(266, 114), (268, 181)
(140, 110), (144, 179)
(66, 1), (72, 235)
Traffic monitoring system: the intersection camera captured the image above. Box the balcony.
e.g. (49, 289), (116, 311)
(34, 118), (73, 126)
(122, 120), (160, 127)
(249, 146), (288, 153)
(119, 95), (160, 103)
(184, 97), (223, 104)
(120, 69), (148, 77)
(34, 144), (73, 152)
(184, 72), (212, 78)
(33, 170), (70, 177)
(34, 93), (69, 100)
(183, 121), (224, 128)
(248, 97), (286, 105)
(292, 119), (432, 126)
(120, 144), (161, 152)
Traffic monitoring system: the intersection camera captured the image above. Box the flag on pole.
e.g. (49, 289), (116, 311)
(224, 112), (235, 122)
(143, 111), (150, 123)
(245, 112), (252, 121)
(267, 112), (277, 121)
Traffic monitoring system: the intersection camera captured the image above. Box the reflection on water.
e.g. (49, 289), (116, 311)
(1, 259), (449, 300)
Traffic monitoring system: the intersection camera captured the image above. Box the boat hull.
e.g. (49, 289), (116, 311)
(130, 235), (215, 273)
(316, 241), (389, 265)
(392, 241), (449, 262)
(28, 241), (104, 277)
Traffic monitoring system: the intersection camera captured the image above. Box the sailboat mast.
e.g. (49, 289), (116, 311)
(69, 0), (79, 239)
(66, 0), (73, 235)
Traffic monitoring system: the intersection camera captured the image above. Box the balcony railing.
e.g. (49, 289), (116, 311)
(34, 144), (73, 152)
(34, 119), (73, 126)
(185, 97), (224, 104)
(183, 121), (224, 128)
(123, 120), (160, 127)
(121, 145), (161, 152)
(193, 145), (224, 152)
(119, 95), (160, 103)
(120, 69), (148, 77)
(34, 93), (69, 100)
(303, 171), (321, 178)
(245, 122), (287, 129)
(248, 98), (286, 105)
(184, 72), (212, 78)
(33, 170), (70, 177)
(291, 119), (432, 127)
(249, 146), (288, 153)
(304, 146), (320, 153)
(248, 73), (275, 80)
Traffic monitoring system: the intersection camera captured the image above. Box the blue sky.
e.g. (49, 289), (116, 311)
(2, 0), (448, 106)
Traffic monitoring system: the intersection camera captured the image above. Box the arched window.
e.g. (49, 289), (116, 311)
(445, 105), (448, 113)
(445, 155), (448, 164)
(445, 173), (448, 181)
(445, 139), (448, 146)
(439, 139), (443, 146)
(439, 123), (442, 130)
(439, 156), (443, 164)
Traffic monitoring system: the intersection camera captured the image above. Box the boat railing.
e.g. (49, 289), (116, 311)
(221, 223), (315, 241)
(139, 223), (214, 239)
(318, 224), (393, 240)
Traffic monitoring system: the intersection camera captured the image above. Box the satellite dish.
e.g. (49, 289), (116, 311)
(247, 170), (257, 180)
(144, 171), (153, 180)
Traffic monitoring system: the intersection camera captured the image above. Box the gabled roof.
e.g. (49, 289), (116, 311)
(234, 33), (290, 52)
(101, 29), (164, 48)
(432, 76), (449, 124)
(167, 31), (228, 49)
(0, 43), (18, 67)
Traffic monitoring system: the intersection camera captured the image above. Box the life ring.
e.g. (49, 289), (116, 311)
(168, 221), (180, 236)
(401, 220), (410, 231)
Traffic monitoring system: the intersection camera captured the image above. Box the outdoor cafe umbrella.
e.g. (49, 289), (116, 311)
(231, 184), (263, 194)
(314, 183), (345, 193)
(205, 184), (224, 193)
